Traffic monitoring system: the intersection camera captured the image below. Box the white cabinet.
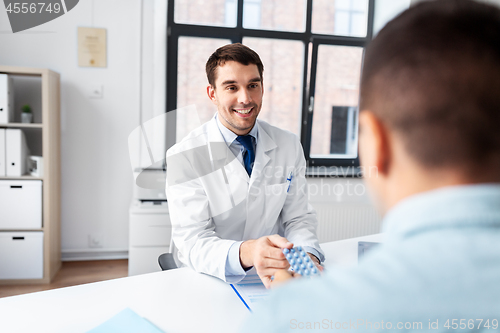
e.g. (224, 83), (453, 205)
(129, 246), (169, 276)
(128, 200), (171, 276)
(0, 180), (42, 229)
(0, 232), (43, 279)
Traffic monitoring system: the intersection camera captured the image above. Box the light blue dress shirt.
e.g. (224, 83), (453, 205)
(241, 184), (500, 332)
(215, 115), (323, 281)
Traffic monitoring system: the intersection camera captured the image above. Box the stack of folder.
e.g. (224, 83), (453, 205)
(0, 128), (30, 177)
(0, 73), (31, 177)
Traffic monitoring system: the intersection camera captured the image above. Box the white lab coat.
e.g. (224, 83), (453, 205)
(166, 116), (323, 281)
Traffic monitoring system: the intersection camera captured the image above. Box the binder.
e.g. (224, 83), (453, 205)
(0, 74), (14, 124)
(6, 129), (30, 176)
(0, 129), (5, 176)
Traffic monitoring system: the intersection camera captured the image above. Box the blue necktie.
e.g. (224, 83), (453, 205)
(236, 135), (255, 176)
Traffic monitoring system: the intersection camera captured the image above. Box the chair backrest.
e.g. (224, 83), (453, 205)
(158, 237), (180, 270)
(158, 253), (177, 271)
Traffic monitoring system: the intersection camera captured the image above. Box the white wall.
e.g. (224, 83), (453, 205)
(0, 0), (142, 259)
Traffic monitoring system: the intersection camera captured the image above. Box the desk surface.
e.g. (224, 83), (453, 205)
(0, 234), (383, 333)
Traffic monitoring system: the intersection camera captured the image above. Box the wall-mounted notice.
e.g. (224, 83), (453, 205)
(78, 27), (107, 68)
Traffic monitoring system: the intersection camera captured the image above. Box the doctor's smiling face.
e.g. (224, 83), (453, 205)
(207, 60), (263, 136)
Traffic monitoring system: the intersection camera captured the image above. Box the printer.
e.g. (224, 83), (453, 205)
(128, 168), (172, 276)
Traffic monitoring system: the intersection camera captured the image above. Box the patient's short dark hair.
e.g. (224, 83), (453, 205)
(360, 0), (500, 172)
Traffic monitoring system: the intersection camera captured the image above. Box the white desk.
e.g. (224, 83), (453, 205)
(0, 234), (382, 333)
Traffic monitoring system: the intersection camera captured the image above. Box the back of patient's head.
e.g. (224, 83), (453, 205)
(360, 0), (500, 177)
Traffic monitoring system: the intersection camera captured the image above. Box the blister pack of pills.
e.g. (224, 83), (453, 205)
(282, 246), (319, 277)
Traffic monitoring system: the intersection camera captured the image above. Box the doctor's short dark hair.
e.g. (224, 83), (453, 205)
(360, 0), (500, 173)
(206, 43), (264, 88)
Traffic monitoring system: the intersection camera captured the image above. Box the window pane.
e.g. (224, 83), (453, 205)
(310, 45), (363, 158)
(312, 0), (369, 37)
(174, 0), (237, 27)
(177, 37), (232, 142)
(336, 0), (351, 10)
(243, 38), (304, 136)
(373, 0), (410, 36)
(243, 0), (306, 32)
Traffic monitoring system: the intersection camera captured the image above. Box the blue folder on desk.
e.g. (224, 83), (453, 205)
(87, 308), (164, 333)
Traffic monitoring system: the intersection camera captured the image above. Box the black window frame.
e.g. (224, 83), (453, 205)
(166, 0), (375, 168)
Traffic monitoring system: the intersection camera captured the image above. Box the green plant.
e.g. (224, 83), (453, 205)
(22, 104), (32, 113)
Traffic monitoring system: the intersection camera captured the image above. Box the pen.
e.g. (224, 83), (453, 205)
(286, 171), (293, 193)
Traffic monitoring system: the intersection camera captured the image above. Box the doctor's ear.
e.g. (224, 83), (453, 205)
(207, 85), (218, 105)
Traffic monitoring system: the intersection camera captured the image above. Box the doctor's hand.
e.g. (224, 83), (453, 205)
(269, 254), (324, 288)
(240, 235), (293, 289)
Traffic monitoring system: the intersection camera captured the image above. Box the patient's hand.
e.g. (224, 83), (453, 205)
(271, 270), (297, 287)
(308, 253), (324, 273)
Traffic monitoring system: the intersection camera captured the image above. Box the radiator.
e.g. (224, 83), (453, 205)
(306, 178), (382, 243)
(311, 202), (382, 243)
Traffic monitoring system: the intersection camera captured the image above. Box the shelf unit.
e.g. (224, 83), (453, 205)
(0, 65), (61, 284)
(1, 123), (43, 129)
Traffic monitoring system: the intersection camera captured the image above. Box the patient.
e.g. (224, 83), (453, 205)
(241, 0), (500, 331)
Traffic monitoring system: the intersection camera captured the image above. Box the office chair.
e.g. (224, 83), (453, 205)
(158, 238), (178, 271)
(158, 253), (177, 271)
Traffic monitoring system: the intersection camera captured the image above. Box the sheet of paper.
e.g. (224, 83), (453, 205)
(78, 27), (107, 67)
(231, 274), (269, 311)
(86, 308), (164, 333)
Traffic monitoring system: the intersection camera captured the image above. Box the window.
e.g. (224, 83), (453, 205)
(312, 0), (369, 37)
(167, 0), (375, 168)
(310, 45), (363, 159)
(176, 37), (232, 142)
(243, 37), (304, 136)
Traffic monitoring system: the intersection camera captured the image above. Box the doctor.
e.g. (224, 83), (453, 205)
(166, 43), (324, 288)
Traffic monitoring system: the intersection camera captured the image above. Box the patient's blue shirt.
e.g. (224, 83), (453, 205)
(242, 184), (500, 332)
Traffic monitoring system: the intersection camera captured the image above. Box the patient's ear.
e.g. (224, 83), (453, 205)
(359, 111), (391, 178)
